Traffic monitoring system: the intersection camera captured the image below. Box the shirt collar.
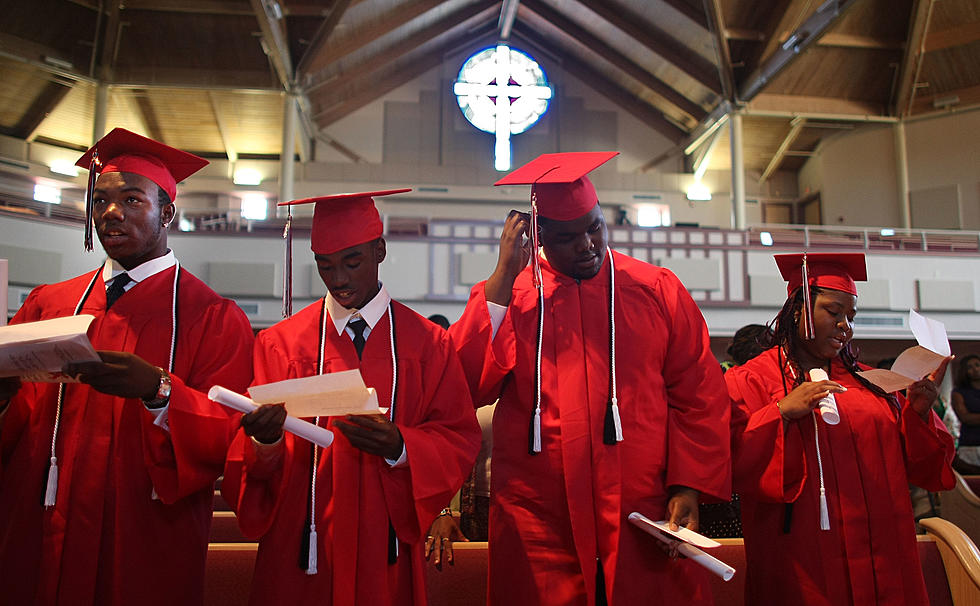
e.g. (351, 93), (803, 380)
(102, 250), (177, 286)
(325, 282), (391, 336)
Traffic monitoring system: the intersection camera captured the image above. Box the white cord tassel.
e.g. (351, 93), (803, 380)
(812, 413), (830, 531)
(819, 488), (830, 531)
(532, 407), (542, 453)
(44, 457), (58, 507)
(306, 525), (318, 575)
(610, 397), (623, 442)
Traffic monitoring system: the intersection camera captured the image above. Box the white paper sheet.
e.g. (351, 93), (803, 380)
(208, 385), (334, 448)
(0, 315), (100, 382)
(247, 369), (384, 417)
(856, 309), (950, 393)
(628, 512), (735, 581)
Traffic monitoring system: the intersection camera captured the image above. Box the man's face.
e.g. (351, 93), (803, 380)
(538, 204), (608, 280)
(93, 172), (173, 270)
(315, 238), (386, 309)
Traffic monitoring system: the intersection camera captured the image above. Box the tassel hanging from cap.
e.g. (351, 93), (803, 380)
(800, 252), (816, 340)
(282, 212), (293, 318)
(83, 151), (101, 252)
(43, 457), (58, 508)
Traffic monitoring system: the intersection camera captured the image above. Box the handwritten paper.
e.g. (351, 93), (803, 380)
(247, 369), (385, 417)
(0, 315), (100, 382)
(857, 310), (949, 393)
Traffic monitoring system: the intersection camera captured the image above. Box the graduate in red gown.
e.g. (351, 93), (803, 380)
(222, 190), (480, 606)
(450, 152), (731, 605)
(0, 129), (254, 606)
(726, 252), (955, 605)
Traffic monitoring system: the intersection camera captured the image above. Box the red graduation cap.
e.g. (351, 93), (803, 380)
(75, 128), (208, 251)
(278, 188), (411, 255)
(76, 128), (208, 204)
(494, 151), (619, 220)
(775, 252), (866, 340)
(775, 252), (867, 297)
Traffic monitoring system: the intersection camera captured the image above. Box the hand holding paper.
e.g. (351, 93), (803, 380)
(857, 310), (951, 393)
(628, 512), (735, 581)
(208, 386), (334, 448)
(247, 369), (386, 417)
(0, 315), (100, 382)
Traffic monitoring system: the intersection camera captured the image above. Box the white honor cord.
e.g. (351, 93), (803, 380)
(307, 300), (399, 571)
(608, 248), (622, 442)
(532, 284), (544, 453)
(46, 264), (179, 509)
(812, 413), (830, 530)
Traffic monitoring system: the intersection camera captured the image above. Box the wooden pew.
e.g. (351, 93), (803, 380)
(422, 523), (980, 606)
(940, 472), (980, 547)
(204, 543), (257, 606)
(210, 510), (248, 543)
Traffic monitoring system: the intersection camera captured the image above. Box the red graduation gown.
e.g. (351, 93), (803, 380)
(222, 299), (480, 606)
(727, 348), (955, 605)
(450, 251), (731, 606)
(0, 266), (254, 606)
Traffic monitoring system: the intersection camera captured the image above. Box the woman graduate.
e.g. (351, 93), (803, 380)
(726, 252), (955, 605)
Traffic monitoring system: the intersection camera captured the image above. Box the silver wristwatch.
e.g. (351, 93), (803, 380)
(143, 368), (172, 408)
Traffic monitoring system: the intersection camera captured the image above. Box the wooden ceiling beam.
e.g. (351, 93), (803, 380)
(208, 91), (238, 165)
(661, 0), (708, 30)
(16, 80), (72, 141)
(583, 0), (721, 95)
(299, 0), (449, 78)
(512, 24), (687, 142)
(117, 0), (255, 16)
(521, 0), (706, 121)
(305, 2), (498, 93)
(760, 116), (805, 183)
(295, 0), (354, 75)
(746, 93), (893, 120)
(923, 20), (980, 53)
(703, 0), (736, 102)
(738, 0), (863, 103)
(725, 28), (765, 42)
(816, 32), (904, 50)
(893, 0), (934, 116)
(311, 27), (497, 126)
(131, 90), (166, 142)
(250, 0), (294, 89)
(749, 0), (797, 72)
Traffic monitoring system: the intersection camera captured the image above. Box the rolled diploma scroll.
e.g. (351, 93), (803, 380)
(208, 385), (334, 448)
(627, 513), (735, 582)
(808, 368), (840, 425)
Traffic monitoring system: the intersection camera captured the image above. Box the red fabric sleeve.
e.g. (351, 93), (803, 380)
(900, 399), (955, 491)
(727, 356), (808, 503)
(381, 329), (480, 543)
(450, 282), (518, 407)
(141, 297), (254, 504)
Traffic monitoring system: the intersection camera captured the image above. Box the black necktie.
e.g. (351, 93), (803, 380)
(348, 318), (367, 359)
(105, 273), (133, 309)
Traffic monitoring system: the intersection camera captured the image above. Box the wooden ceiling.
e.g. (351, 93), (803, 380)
(0, 0), (977, 179)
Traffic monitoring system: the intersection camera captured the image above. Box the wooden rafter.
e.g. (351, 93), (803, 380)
(299, 0), (449, 79)
(748, 0), (797, 73)
(117, 0), (254, 16)
(923, 20), (980, 53)
(760, 116), (805, 183)
(661, 0), (708, 29)
(584, 0), (721, 95)
(306, 2), (498, 93)
(208, 91), (238, 165)
(295, 0), (354, 75)
(893, 0), (933, 116)
(738, 0), (863, 103)
(702, 0), (736, 102)
(521, 0), (706, 121)
(312, 25), (497, 126)
(16, 80), (72, 141)
(250, 0), (294, 89)
(132, 91), (166, 142)
(512, 24), (687, 142)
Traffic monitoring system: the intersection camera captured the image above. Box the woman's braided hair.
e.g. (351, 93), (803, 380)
(762, 285), (900, 411)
